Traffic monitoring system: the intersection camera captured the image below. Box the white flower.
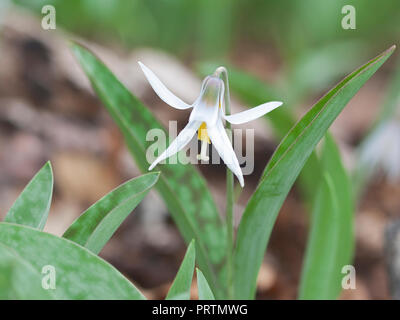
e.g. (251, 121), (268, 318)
(139, 62), (283, 187)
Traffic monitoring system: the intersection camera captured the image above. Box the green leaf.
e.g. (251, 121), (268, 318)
(4, 162), (53, 230)
(71, 43), (227, 298)
(0, 243), (54, 299)
(233, 46), (395, 299)
(63, 172), (159, 254)
(299, 134), (354, 299)
(196, 268), (215, 300)
(0, 222), (146, 299)
(298, 173), (339, 299)
(320, 134), (354, 273)
(166, 239), (195, 300)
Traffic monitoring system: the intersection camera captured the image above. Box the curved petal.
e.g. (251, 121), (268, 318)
(138, 61), (192, 110)
(224, 101), (283, 124)
(149, 121), (201, 170)
(208, 122), (244, 187)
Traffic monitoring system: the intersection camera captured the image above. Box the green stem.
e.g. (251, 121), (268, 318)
(215, 66), (234, 299)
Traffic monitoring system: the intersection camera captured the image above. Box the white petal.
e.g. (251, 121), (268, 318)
(149, 121), (201, 170)
(189, 76), (223, 126)
(138, 61), (192, 110)
(208, 121), (244, 187)
(224, 101), (283, 124)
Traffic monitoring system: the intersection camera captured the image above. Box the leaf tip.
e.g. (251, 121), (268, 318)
(67, 39), (84, 53)
(195, 267), (201, 279)
(145, 171), (161, 187)
(381, 45), (396, 59)
(44, 160), (52, 169)
(187, 239), (196, 256)
(43, 161), (54, 181)
(153, 171), (161, 178)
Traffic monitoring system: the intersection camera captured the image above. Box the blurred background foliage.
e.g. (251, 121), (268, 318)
(14, 0), (400, 59)
(13, 0), (400, 106)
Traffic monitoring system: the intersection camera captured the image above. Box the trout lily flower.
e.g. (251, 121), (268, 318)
(139, 62), (283, 187)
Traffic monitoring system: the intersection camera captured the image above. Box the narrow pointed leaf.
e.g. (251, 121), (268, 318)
(234, 46), (395, 299)
(4, 162), (53, 230)
(166, 240), (195, 300)
(72, 43), (227, 298)
(0, 223), (146, 299)
(299, 134), (354, 299)
(298, 173), (340, 299)
(196, 268), (215, 300)
(63, 172), (160, 254)
(320, 134), (354, 277)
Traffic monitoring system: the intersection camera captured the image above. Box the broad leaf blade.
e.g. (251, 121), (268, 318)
(4, 162), (53, 230)
(72, 43), (227, 297)
(234, 46), (395, 299)
(196, 268), (215, 300)
(0, 223), (145, 299)
(63, 172), (160, 254)
(166, 239), (195, 300)
(0, 243), (55, 299)
(299, 134), (354, 299)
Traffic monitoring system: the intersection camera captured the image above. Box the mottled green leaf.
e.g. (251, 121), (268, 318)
(166, 239), (195, 300)
(72, 43), (227, 298)
(4, 162), (53, 230)
(0, 243), (54, 299)
(234, 46), (395, 299)
(196, 268), (215, 300)
(63, 172), (159, 254)
(0, 223), (145, 299)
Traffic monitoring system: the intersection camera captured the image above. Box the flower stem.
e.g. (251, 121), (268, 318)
(215, 66), (234, 299)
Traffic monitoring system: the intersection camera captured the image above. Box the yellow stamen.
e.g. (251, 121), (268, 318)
(197, 122), (210, 143)
(197, 122), (210, 161)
